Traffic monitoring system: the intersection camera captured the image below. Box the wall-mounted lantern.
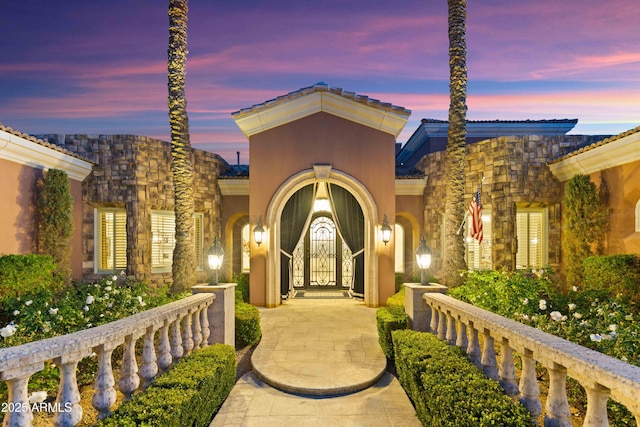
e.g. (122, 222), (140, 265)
(208, 237), (225, 285)
(381, 214), (392, 246)
(415, 236), (432, 285)
(253, 216), (265, 247)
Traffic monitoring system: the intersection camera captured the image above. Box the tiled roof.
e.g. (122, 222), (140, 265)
(422, 118), (578, 125)
(231, 82), (411, 119)
(0, 123), (93, 164)
(550, 125), (640, 164)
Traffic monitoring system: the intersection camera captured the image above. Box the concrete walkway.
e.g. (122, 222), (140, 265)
(210, 298), (421, 426)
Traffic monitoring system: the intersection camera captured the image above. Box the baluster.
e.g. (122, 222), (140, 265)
(518, 349), (542, 420)
(456, 321), (468, 350)
(583, 382), (610, 427)
(170, 318), (184, 363)
(0, 362), (42, 427)
(481, 329), (498, 380)
(200, 306), (210, 347)
(467, 322), (481, 367)
(445, 312), (457, 345)
(53, 351), (91, 427)
(93, 341), (121, 420)
(157, 319), (173, 372)
(544, 363), (571, 427)
(191, 309), (202, 350)
(118, 334), (141, 400)
(429, 304), (438, 332)
(182, 312), (194, 357)
(498, 338), (519, 396)
(437, 309), (447, 340)
(139, 326), (159, 390)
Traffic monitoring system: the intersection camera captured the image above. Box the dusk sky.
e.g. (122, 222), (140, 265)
(1, 0), (639, 164)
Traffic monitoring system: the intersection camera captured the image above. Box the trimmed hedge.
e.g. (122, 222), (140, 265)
(583, 254), (640, 305)
(0, 254), (63, 300)
(376, 286), (407, 359)
(235, 302), (261, 347)
(392, 330), (534, 427)
(96, 344), (235, 427)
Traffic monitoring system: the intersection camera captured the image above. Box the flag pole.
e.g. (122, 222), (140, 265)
(456, 176), (485, 236)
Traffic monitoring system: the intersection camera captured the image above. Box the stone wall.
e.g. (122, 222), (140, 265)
(416, 134), (599, 275)
(43, 134), (226, 285)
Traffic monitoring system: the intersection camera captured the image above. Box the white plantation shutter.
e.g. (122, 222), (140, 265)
(466, 211), (492, 270)
(516, 209), (546, 269)
(151, 211), (204, 271)
(98, 209), (127, 272)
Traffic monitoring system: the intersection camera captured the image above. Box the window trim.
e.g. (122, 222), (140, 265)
(636, 199), (640, 232)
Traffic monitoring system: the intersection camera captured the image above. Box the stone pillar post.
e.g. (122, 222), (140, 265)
(192, 283), (236, 347)
(403, 283), (447, 332)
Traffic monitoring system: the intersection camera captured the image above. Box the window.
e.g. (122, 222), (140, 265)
(516, 209), (547, 270)
(466, 210), (492, 270)
(241, 223), (250, 272)
(151, 211), (204, 272)
(394, 223), (404, 273)
(97, 209), (127, 272)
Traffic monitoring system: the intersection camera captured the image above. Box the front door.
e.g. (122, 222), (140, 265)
(292, 215), (353, 290)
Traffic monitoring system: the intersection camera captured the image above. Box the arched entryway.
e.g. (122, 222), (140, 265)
(264, 165), (380, 307)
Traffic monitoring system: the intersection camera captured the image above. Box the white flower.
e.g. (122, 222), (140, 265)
(107, 303), (113, 308)
(28, 391), (47, 404)
(539, 300), (547, 310)
(13, 310), (20, 316)
(550, 311), (563, 321)
(137, 295), (146, 306)
(521, 314), (530, 321)
(572, 286), (578, 292)
(120, 270), (126, 276)
(106, 281), (112, 286)
(25, 300), (33, 306)
(86, 323), (92, 328)
(573, 312), (582, 319)
(568, 303), (576, 311)
(83, 306), (89, 312)
(86, 295), (95, 305)
(522, 298), (529, 305)
(105, 286), (112, 291)
(48, 308), (58, 315)
(1, 324), (17, 338)
(609, 324), (617, 332)
(590, 334), (602, 342)
(112, 275), (118, 281)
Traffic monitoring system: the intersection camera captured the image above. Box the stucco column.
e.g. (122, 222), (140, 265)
(403, 283), (447, 331)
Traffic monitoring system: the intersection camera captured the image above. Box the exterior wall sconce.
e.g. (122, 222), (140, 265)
(415, 236), (432, 285)
(253, 216), (265, 246)
(208, 237), (225, 285)
(381, 214), (392, 245)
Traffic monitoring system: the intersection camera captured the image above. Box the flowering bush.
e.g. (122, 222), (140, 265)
(451, 269), (638, 425)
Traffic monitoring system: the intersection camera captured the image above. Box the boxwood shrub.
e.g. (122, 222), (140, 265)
(235, 301), (261, 347)
(96, 344), (235, 427)
(0, 254), (63, 300)
(376, 286), (407, 359)
(583, 254), (640, 305)
(392, 330), (534, 427)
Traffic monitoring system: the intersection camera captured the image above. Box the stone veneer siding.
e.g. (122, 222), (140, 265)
(43, 134), (226, 286)
(417, 135), (600, 274)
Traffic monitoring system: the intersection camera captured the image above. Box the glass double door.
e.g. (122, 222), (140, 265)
(292, 215), (353, 290)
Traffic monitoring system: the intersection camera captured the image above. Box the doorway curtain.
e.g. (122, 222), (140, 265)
(329, 184), (365, 296)
(280, 184), (315, 297)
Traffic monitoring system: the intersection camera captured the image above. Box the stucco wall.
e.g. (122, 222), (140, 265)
(0, 158), (85, 280)
(248, 112), (397, 306)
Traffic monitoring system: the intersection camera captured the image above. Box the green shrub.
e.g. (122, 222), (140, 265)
(96, 344), (235, 427)
(583, 254), (640, 305)
(376, 307), (407, 359)
(235, 301), (261, 347)
(0, 254), (63, 301)
(386, 286), (405, 310)
(392, 330), (534, 427)
(233, 273), (250, 303)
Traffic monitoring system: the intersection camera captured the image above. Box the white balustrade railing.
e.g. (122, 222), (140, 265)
(404, 283), (640, 427)
(0, 283), (235, 427)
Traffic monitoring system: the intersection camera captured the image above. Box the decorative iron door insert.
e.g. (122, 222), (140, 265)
(310, 216), (336, 286)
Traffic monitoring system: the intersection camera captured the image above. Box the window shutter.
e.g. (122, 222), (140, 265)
(98, 209), (126, 272)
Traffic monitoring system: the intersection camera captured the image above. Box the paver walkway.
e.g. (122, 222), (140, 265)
(210, 298), (421, 426)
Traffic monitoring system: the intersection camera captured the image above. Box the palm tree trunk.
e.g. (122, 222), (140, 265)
(168, 0), (196, 294)
(443, 0), (468, 286)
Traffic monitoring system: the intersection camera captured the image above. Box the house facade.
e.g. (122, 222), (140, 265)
(2, 84), (638, 307)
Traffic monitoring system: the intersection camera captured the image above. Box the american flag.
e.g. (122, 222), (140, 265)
(469, 183), (483, 244)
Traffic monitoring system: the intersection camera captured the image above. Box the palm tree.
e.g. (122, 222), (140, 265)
(442, 0), (468, 286)
(168, 0), (196, 294)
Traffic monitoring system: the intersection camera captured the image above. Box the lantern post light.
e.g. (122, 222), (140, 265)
(415, 236), (432, 285)
(207, 237), (225, 285)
